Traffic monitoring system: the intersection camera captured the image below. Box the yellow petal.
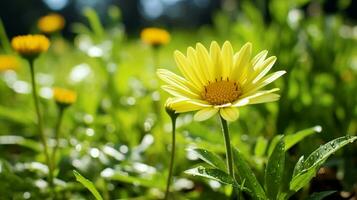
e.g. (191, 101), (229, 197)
(210, 41), (222, 79)
(239, 88), (280, 100)
(248, 93), (280, 104)
(231, 98), (250, 107)
(196, 43), (214, 81)
(251, 50), (268, 67)
(231, 42), (252, 82)
(170, 98), (211, 113)
(220, 107), (239, 122)
(252, 56), (277, 83)
(157, 69), (200, 94)
(193, 108), (219, 121)
(187, 47), (208, 85)
(243, 71), (286, 94)
(174, 51), (203, 90)
(162, 85), (200, 99)
(221, 41), (233, 78)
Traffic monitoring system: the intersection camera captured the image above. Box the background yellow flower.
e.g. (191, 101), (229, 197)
(141, 27), (170, 47)
(53, 87), (77, 106)
(38, 13), (65, 34)
(0, 55), (20, 72)
(157, 41), (286, 122)
(11, 35), (50, 56)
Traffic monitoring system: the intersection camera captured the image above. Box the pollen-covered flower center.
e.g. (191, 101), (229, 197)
(202, 79), (241, 105)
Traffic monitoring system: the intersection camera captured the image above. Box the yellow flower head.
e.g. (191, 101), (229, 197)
(141, 27), (170, 47)
(11, 35), (50, 57)
(37, 13), (65, 34)
(53, 87), (77, 106)
(165, 98), (179, 119)
(0, 55), (20, 72)
(157, 41), (286, 122)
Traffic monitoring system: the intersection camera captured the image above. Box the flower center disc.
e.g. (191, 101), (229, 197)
(202, 80), (241, 105)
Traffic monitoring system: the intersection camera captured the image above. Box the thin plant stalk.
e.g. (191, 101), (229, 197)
(152, 46), (160, 68)
(29, 59), (54, 189)
(51, 106), (65, 174)
(220, 115), (234, 177)
(164, 115), (177, 200)
(220, 115), (241, 199)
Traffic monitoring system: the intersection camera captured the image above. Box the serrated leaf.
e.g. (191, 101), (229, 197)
(254, 136), (268, 157)
(190, 148), (226, 171)
(232, 148), (266, 200)
(284, 126), (321, 150)
(185, 166), (239, 187)
(73, 170), (103, 200)
(265, 137), (285, 200)
(290, 136), (357, 192)
(306, 191), (336, 200)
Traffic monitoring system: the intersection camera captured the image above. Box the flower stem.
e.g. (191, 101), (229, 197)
(51, 106), (64, 175)
(164, 116), (177, 200)
(152, 46), (160, 67)
(220, 115), (234, 178)
(29, 59), (54, 190)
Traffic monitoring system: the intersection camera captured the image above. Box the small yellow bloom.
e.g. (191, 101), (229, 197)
(53, 87), (77, 106)
(37, 13), (65, 34)
(165, 98), (179, 119)
(141, 27), (170, 47)
(157, 41), (286, 122)
(0, 55), (20, 72)
(11, 35), (50, 57)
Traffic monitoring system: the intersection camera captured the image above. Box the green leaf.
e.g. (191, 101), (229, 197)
(232, 148), (266, 200)
(83, 7), (104, 39)
(0, 135), (42, 152)
(190, 148), (226, 171)
(265, 137), (285, 200)
(0, 106), (34, 125)
(185, 166), (246, 190)
(306, 191), (336, 200)
(105, 171), (164, 189)
(267, 135), (283, 156)
(268, 126), (321, 156)
(284, 126), (321, 150)
(254, 136), (268, 157)
(73, 170), (103, 200)
(290, 136), (357, 192)
(0, 18), (11, 53)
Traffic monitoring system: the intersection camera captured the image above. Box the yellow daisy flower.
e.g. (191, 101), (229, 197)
(53, 87), (77, 106)
(11, 35), (50, 57)
(0, 55), (20, 72)
(141, 27), (170, 47)
(157, 41), (286, 122)
(37, 13), (65, 34)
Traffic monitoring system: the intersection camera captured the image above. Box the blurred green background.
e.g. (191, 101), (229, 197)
(0, 0), (356, 199)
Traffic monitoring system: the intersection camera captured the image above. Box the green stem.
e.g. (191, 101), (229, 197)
(29, 59), (54, 191)
(152, 46), (160, 68)
(0, 18), (11, 53)
(164, 116), (177, 200)
(51, 106), (65, 175)
(220, 116), (239, 199)
(220, 115), (234, 177)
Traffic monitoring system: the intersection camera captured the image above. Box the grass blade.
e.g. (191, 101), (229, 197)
(73, 170), (103, 200)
